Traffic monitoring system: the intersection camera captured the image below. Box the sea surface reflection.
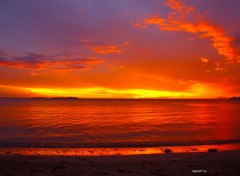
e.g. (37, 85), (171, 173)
(0, 99), (240, 148)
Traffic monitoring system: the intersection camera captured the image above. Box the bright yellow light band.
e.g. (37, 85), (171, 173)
(27, 87), (193, 98)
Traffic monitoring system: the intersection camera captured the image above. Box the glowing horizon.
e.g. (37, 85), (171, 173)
(0, 83), (228, 99)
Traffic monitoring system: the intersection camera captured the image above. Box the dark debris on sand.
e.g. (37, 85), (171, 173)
(164, 149), (172, 153)
(208, 148), (218, 153)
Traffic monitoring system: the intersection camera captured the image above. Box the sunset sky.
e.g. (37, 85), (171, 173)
(0, 0), (240, 98)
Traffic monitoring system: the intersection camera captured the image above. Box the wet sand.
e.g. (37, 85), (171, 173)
(0, 150), (239, 176)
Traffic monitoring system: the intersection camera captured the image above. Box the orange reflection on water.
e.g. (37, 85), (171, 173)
(1, 144), (240, 156)
(1, 99), (239, 146)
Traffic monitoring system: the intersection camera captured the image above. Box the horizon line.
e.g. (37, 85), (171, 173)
(0, 96), (233, 100)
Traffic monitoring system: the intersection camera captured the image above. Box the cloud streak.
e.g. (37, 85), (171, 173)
(142, 0), (240, 63)
(0, 52), (103, 71)
(92, 45), (122, 54)
(79, 39), (129, 54)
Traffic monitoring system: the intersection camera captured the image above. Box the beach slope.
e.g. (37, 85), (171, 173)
(0, 151), (239, 176)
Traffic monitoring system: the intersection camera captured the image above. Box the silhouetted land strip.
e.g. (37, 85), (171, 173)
(230, 96), (240, 100)
(0, 97), (238, 100)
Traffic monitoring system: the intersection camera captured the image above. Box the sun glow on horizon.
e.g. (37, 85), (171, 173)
(25, 83), (224, 99)
(26, 87), (193, 99)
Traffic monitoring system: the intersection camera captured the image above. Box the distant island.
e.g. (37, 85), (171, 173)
(230, 96), (240, 100)
(0, 97), (240, 100)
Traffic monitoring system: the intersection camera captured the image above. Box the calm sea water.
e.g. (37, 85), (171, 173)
(0, 99), (240, 148)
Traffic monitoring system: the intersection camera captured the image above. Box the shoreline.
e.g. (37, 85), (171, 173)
(1, 143), (240, 156)
(1, 150), (239, 176)
(1, 139), (240, 148)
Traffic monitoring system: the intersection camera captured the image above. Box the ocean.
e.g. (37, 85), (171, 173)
(0, 99), (240, 155)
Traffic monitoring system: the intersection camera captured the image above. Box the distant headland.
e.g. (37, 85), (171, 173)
(230, 96), (240, 100)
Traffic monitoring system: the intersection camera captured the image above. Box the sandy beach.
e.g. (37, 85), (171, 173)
(0, 150), (239, 176)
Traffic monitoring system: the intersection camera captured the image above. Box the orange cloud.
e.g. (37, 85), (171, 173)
(133, 22), (147, 29)
(142, 0), (239, 63)
(201, 57), (209, 63)
(79, 39), (128, 54)
(0, 52), (103, 71)
(92, 45), (122, 54)
(165, 0), (194, 14)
